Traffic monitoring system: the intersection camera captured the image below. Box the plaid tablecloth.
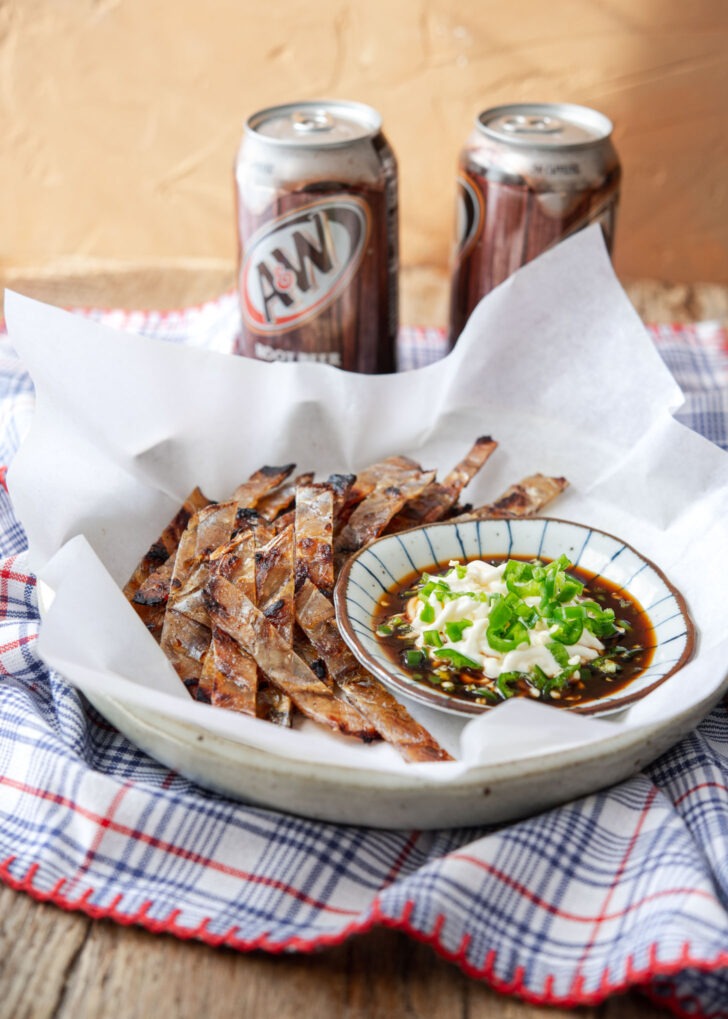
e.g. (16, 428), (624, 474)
(1, 297), (728, 1018)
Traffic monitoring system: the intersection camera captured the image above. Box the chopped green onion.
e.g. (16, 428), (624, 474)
(547, 641), (571, 668)
(592, 656), (619, 674)
(405, 649), (426, 668)
(496, 671), (521, 698)
(444, 619), (473, 643)
(419, 602), (435, 624)
(434, 648), (481, 670)
(529, 665), (551, 691)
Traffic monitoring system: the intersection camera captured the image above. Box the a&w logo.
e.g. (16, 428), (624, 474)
(241, 197), (370, 333)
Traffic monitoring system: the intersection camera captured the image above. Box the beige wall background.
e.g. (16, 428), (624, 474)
(1, 0), (727, 286)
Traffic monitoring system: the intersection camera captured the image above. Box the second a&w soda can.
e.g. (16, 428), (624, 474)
(449, 102), (621, 346)
(234, 100), (398, 373)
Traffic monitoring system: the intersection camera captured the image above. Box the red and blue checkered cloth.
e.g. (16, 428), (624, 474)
(1, 298), (728, 1018)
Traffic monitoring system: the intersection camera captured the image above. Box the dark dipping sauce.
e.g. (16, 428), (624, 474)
(373, 555), (655, 710)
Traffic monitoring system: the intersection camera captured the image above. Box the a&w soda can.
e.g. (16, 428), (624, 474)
(449, 102), (621, 346)
(234, 100), (398, 373)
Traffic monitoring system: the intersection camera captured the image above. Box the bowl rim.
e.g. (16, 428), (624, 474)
(333, 516), (697, 718)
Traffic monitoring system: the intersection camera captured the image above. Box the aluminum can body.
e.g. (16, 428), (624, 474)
(234, 100), (398, 373)
(448, 102), (621, 346)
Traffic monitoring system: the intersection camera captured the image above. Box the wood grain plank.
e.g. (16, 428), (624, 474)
(0, 883), (90, 1019)
(0, 882), (675, 1019)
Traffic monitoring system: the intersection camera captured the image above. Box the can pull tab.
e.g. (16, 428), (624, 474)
(502, 115), (562, 135)
(292, 109), (335, 133)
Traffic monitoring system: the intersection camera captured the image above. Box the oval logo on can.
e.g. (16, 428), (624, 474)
(455, 174), (483, 256)
(241, 197), (370, 333)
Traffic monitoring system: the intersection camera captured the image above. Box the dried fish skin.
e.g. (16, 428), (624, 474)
(206, 575), (377, 740)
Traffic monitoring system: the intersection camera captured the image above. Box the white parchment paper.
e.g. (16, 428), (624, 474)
(6, 227), (728, 779)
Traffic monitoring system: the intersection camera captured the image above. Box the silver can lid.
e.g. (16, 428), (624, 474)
(477, 103), (614, 148)
(247, 100), (382, 147)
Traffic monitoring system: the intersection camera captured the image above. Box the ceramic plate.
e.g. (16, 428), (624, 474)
(334, 517), (696, 718)
(36, 538), (714, 830)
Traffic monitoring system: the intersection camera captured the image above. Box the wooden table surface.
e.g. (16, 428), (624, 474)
(1, 262), (727, 1019)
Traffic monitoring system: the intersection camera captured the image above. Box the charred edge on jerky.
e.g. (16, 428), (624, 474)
(309, 658), (327, 681)
(145, 541), (171, 566)
(326, 473), (356, 494)
(235, 507), (262, 526)
(263, 598), (285, 619)
(294, 560), (308, 592)
(132, 589), (167, 607)
(294, 560), (333, 598)
(261, 463), (296, 477)
(494, 491), (531, 513)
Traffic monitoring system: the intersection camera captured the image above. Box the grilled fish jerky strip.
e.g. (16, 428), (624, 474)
(255, 472), (315, 522)
(125, 487), (211, 639)
(441, 436), (498, 493)
(232, 463), (296, 507)
(198, 627), (259, 712)
(200, 531), (260, 711)
(272, 509), (296, 535)
(352, 455), (421, 491)
(212, 519), (300, 720)
(294, 634), (330, 687)
(132, 557), (174, 610)
(175, 498), (282, 630)
(129, 471), (278, 624)
(196, 464), (298, 563)
(129, 465), (290, 607)
(387, 436), (498, 532)
(170, 503), (243, 630)
(130, 499), (227, 621)
(181, 499), (250, 668)
(232, 508), (276, 545)
(205, 575), (376, 740)
(295, 580), (452, 763)
(324, 474), (356, 529)
(256, 526), (296, 641)
(456, 473), (569, 521)
(294, 483), (335, 598)
(330, 456), (420, 529)
(159, 513), (211, 696)
(254, 525), (295, 726)
(335, 464), (436, 560)
(332, 457), (418, 530)
(195, 501), (239, 557)
(170, 560), (209, 627)
(124, 486), (211, 600)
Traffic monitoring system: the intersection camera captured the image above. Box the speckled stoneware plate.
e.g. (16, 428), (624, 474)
(334, 517), (696, 718)
(36, 533), (710, 830)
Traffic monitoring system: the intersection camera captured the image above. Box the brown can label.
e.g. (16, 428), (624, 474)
(240, 196), (370, 334)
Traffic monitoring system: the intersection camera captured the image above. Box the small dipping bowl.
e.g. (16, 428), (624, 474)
(334, 517), (695, 717)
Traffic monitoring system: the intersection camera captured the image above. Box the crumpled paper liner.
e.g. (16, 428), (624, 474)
(6, 226), (728, 779)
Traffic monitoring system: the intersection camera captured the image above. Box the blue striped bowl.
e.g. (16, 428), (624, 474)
(334, 518), (696, 717)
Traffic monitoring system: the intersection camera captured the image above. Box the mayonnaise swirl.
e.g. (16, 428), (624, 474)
(407, 559), (604, 681)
